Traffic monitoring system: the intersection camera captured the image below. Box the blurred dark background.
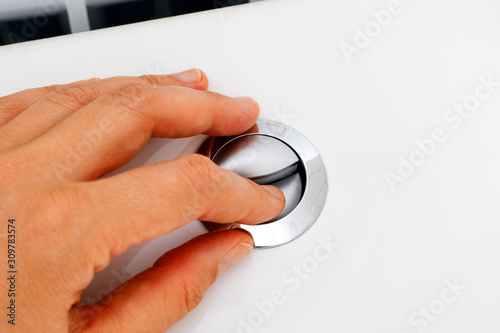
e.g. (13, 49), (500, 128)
(0, 0), (250, 46)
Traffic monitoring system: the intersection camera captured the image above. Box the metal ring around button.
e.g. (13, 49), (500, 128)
(197, 119), (328, 249)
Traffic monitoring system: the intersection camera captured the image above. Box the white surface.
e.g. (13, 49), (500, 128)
(1, 0), (500, 332)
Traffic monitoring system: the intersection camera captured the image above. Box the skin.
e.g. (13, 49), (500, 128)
(0, 69), (285, 333)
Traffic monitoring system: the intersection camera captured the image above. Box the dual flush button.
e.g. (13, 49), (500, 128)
(197, 120), (327, 248)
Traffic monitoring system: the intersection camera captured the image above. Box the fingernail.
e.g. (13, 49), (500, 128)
(234, 228), (255, 244)
(218, 241), (253, 276)
(171, 68), (202, 83)
(234, 96), (257, 105)
(262, 185), (285, 200)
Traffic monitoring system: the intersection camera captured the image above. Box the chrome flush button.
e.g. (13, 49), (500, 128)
(212, 135), (304, 222)
(197, 120), (327, 248)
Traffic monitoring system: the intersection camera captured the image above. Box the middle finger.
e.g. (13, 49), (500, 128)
(16, 83), (259, 182)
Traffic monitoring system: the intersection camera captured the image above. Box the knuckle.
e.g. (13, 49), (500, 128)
(40, 84), (60, 95)
(0, 97), (18, 124)
(180, 279), (205, 314)
(106, 82), (155, 116)
(175, 154), (222, 214)
(0, 95), (18, 113)
(178, 154), (218, 191)
(139, 74), (164, 86)
(109, 82), (152, 102)
(49, 84), (98, 107)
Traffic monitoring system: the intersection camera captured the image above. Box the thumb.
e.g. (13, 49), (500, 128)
(72, 230), (253, 333)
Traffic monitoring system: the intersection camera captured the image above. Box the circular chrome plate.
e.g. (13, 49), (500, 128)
(197, 119), (328, 248)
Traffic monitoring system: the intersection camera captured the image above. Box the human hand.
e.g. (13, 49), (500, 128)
(0, 69), (285, 332)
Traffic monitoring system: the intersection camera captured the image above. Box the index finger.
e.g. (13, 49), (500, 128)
(15, 84), (260, 182)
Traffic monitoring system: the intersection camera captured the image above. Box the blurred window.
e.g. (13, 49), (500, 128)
(0, 0), (249, 46)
